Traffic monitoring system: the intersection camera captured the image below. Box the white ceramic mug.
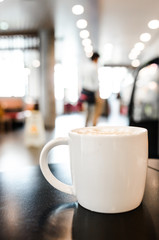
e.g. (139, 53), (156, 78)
(40, 126), (148, 213)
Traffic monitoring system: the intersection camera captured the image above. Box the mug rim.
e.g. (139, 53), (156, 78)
(69, 126), (147, 137)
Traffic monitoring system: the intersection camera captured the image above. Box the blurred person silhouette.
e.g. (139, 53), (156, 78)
(79, 52), (103, 126)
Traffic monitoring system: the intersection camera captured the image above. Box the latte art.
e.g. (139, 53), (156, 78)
(71, 126), (145, 136)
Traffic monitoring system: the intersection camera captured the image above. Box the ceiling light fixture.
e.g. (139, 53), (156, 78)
(82, 38), (92, 46)
(0, 0), (5, 3)
(131, 59), (140, 67)
(148, 19), (159, 29)
(72, 5), (84, 15)
(140, 33), (151, 42)
(134, 42), (145, 51)
(128, 49), (140, 60)
(84, 45), (93, 53)
(79, 30), (90, 39)
(128, 53), (135, 60)
(76, 19), (87, 29)
(85, 52), (93, 58)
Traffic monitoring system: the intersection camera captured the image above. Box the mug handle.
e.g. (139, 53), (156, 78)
(39, 137), (73, 195)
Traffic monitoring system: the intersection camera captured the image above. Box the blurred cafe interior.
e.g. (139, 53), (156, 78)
(0, 1), (159, 240)
(0, 0), (159, 167)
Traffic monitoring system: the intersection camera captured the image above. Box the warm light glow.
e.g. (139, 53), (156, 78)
(72, 5), (84, 15)
(128, 52), (136, 60)
(134, 42), (145, 51)
(129, 42), (144, 60)
(84, 45), (93, 53)
(140, 33), (151, 42)
(148, 81), (158, 90)
(85, 52), (93, 58)
(76, 19), (87, 29)
(82, 38), (92, 46)
(131, 59), (140, 67)
(79, 30), (90, 39)
(128, 46), (142, 60)
(148, 19), (159, 29)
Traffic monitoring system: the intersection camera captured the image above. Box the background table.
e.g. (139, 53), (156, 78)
(0, 159), (159, 240)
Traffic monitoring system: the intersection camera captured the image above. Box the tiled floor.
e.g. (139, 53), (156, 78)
(0, 101), (128, 172)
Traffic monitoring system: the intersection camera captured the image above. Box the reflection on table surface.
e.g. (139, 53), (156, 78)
(42, 201), (157, 240)
(0, 159), (159, 240)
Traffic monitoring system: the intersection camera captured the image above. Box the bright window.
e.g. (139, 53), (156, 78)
(98, 66), (128, 99)
(0, 50), (26, 97)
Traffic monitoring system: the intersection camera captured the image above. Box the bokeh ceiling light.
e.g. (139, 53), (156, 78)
(76, 19), (87, 29)
(0, 0), (4, 3)
(148, 19), (159, 29)
(140, 33), (151, 42)
(84, 45), (93, 53)
(79, 30), (90, 39)
(72, 5), (84, 15)
(86, 52), (93, 58)
(82, 38), (92, 46)
(134, 42), (145, 51)
(131, 59), (140, 67)
(128, 49), (140, 60)
(128, 52), (136, 60)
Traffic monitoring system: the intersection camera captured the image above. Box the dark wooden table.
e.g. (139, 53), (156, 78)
(0, 159), (159, 240)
